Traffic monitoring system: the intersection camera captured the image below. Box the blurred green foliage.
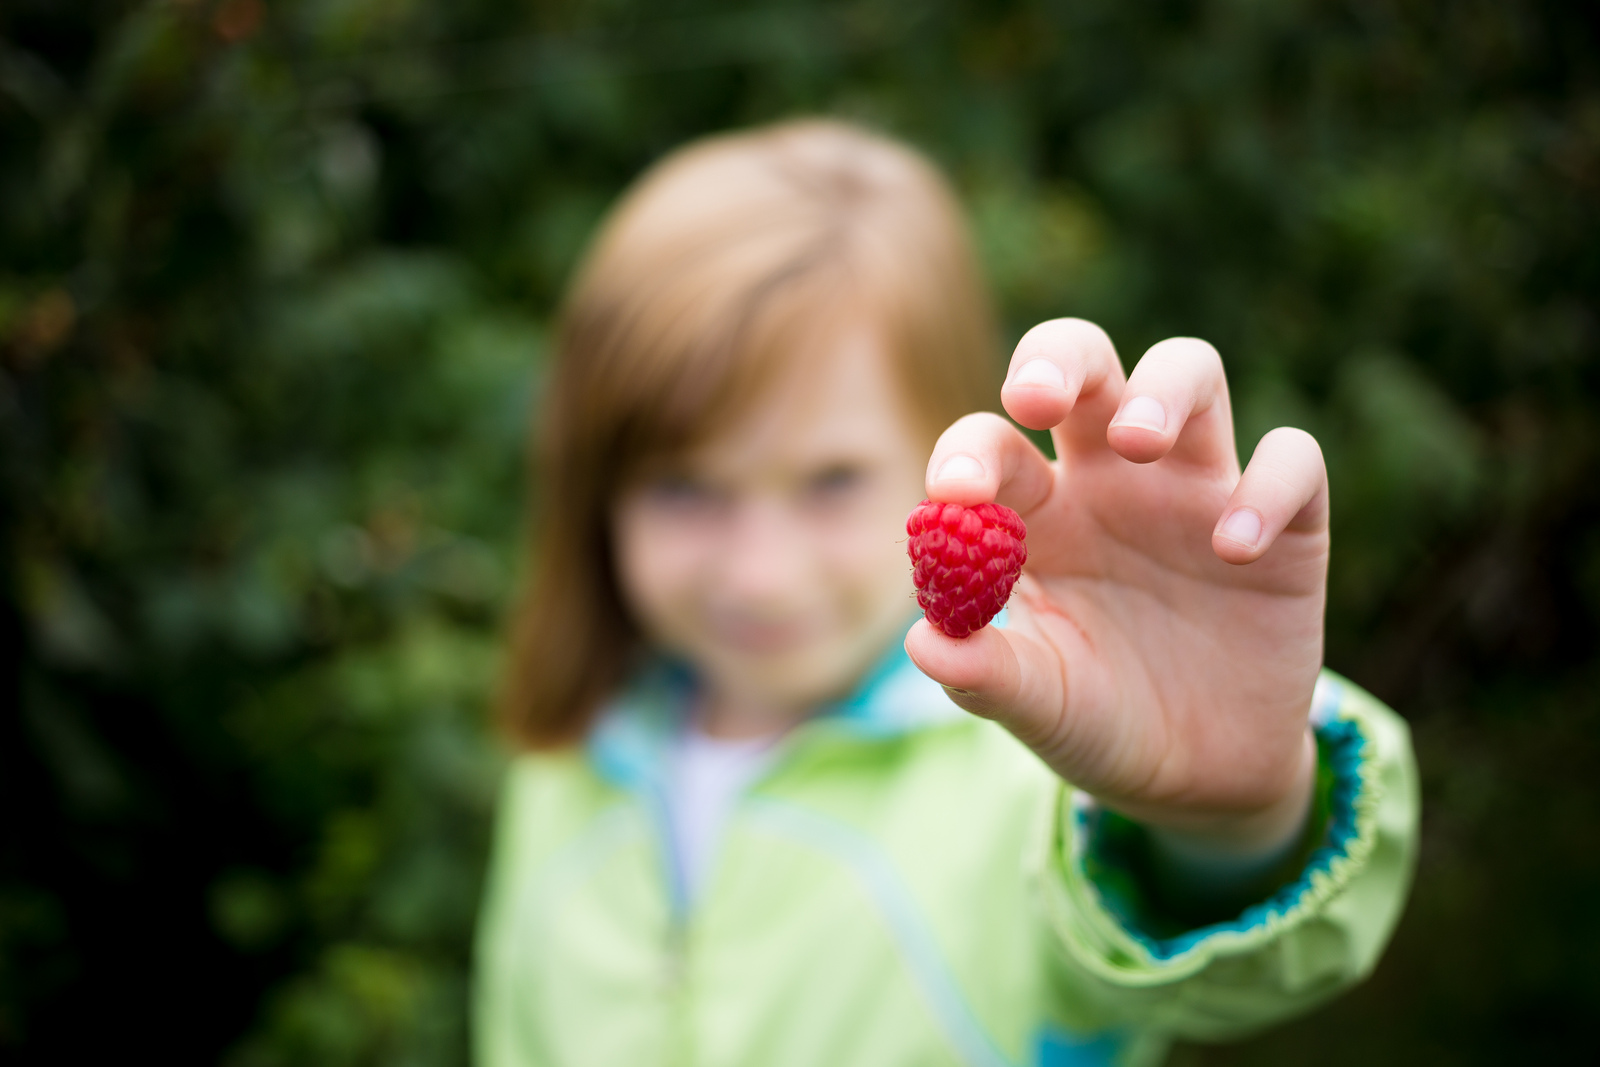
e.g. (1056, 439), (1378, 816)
(2, 1), (1596, 1063)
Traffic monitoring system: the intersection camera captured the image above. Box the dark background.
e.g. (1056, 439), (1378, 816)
(3, 1), (1597, 1063)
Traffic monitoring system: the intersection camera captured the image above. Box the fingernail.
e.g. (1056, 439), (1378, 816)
(1011, 359), (1065, 389)
(1112, 395), (1166, 433)
(1219, 508), (1262, 547)
(935, 454), (985, 483)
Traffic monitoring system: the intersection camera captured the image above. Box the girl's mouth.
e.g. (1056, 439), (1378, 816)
(707, 613), (826, 655)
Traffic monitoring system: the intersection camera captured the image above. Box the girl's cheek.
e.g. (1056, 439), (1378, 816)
(818, 511), (914, 604)
(615, 514), (711, 621)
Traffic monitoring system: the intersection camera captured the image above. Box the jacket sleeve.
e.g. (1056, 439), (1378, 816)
(1035, 670), (1419, 1042)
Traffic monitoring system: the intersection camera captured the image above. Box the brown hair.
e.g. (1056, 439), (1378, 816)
(500, 118), (998, 748)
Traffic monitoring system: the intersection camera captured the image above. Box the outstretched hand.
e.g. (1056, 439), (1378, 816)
(904, 319), (1327, 858)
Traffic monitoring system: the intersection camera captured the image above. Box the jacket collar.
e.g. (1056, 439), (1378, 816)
(587, 620), (964, 792)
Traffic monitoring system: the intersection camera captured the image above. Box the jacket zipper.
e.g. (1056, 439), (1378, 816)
(664, 918), (691, 1066)
(650, 784), (694, 1067)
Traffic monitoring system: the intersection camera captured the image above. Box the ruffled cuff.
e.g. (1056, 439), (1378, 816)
(1040, 671), (1394, 984)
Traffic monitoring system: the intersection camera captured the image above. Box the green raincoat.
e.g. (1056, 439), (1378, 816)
(475, 641), (1418, 1067)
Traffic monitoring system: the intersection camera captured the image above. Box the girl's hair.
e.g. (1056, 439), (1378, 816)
(500, 118), (998, 748)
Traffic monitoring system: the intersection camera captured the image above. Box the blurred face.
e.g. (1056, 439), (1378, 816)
(612, 328), (929, 737)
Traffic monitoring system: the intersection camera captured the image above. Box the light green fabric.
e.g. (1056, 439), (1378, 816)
(474, 653), (1417, 1067)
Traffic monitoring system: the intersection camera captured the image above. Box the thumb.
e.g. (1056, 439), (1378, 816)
(903, 618), (1067, 754)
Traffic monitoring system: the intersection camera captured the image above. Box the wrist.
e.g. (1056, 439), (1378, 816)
(1132, 728), (1319, 910)
(1140, 727), (1319, 866)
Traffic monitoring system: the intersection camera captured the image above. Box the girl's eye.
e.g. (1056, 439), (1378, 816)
(803, 463), (867, 503)
(642, 475), (724, 512)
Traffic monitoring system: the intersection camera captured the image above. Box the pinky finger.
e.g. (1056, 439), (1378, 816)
(1212, 427), (1329, 565)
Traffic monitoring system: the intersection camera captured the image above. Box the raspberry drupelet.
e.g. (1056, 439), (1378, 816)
(906, 500), (1028, 639)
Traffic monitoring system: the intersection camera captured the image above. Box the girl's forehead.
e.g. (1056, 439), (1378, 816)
(680, 328), (923, 476)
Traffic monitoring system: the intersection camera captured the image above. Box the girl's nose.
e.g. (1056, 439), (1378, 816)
(717, 494), (812, 604)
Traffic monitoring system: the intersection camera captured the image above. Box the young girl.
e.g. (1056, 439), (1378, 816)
(476, 120), (1418, 1067)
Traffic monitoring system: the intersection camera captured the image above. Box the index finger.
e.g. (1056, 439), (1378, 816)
(925, 412), (1056, 515)
(1000, 318), (1127, 455)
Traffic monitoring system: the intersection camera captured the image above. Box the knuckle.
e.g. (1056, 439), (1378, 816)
(1260, 427), (1326, 468)
(1149, 336), (1220, 365)
(1135, 338), (1225, 393)
(1016, 318), (1073, 352)
(942, 411), (1003, 442)
(1015, 318), (1118, 370)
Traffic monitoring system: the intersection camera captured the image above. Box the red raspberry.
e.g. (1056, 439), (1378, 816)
(906, 500), (1027, 639)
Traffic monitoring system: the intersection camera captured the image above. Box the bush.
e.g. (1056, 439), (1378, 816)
(3, 1), (1596, 1062)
